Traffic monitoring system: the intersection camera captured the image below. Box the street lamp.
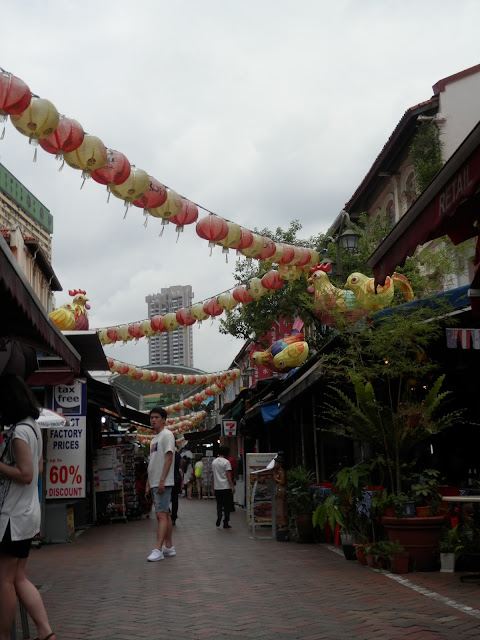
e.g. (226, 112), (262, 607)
(323, 210), (360, 281)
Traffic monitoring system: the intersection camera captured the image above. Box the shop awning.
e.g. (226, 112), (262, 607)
(0, 233), (81, 373)
(183, 425), (221, 444)
(368, 119), (480, 311)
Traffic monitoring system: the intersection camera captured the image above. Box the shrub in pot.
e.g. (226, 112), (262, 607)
(286, 466), (315, 542)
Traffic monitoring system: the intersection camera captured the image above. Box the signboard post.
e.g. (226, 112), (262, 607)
(46, 379), (87, 499)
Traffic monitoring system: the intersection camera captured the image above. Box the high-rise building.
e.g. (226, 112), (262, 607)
(0, 162), (53, 260)
(146, 285), (194, 367)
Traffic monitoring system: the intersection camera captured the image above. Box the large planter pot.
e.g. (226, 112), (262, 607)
(382, 515), (445, 571)
(295, 513), (314, 543)
(440, 552), (456, 573)
(390, 551), (410, 574)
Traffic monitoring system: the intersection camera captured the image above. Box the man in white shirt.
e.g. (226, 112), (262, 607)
(211, 445), (235, 529)
(146, 407), (176, 561)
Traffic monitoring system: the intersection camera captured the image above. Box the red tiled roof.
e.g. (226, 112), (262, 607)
(432, 63), (480, 94)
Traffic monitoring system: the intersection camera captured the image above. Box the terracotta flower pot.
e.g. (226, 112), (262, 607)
(390, 551), (410, 574)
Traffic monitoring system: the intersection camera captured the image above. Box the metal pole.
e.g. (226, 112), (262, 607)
(312, 395), (319, 483)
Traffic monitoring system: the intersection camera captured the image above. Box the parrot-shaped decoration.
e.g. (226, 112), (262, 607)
(250, 329), (309, 373)
(49, 289), (91, 331)
(344, 272), (414, 311)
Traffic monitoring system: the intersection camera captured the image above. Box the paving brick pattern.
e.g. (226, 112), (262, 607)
(14, 498), (480, 639)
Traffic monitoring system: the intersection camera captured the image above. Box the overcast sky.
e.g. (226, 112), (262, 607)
(1, 1), (479, 372)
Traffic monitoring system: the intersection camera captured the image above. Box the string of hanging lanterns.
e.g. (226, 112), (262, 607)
(0, 67), (319, 263)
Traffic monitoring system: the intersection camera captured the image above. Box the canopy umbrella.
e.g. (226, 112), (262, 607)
(0, 338), (38, 379)
(37, 408), (70, 428)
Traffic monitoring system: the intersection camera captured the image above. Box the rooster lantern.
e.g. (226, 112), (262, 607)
(49, 289), (91, 331)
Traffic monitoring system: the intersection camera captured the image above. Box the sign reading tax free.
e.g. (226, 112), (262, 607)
(46, 379), (86, 499)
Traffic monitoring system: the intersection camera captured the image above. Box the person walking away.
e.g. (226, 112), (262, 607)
(171, 449), (182, 525)
(212, 445), (235, 529)
(227, 454), (237, 512)
(194, 457), (203, 499)
(145, 406), (176, 562)
(183, 458), (193, 499)
(0, 375), (56, 640)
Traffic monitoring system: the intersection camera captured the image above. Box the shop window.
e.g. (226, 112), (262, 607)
(386, 200), (396, 226)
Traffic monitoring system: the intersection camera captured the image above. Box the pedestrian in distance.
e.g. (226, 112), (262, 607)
(212, 445), (235, 529)
(194, 457), (203, 499)
(0, 375), (56, 640)
(145, 406), (176, 562)
(183, 458), (193, 499)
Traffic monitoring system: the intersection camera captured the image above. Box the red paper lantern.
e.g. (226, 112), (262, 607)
(294, 247), (312, 267)
(0, 71), (31, 117)
(127, 322), (142, 339)
(106, 327), (119, 342)
(261, 270), (285, 290)
(232, 285), (254, 304)
(196, 214), (228, 248)
(257, 237), (277, 260)
(203, 298), (223, 317)
(150, 315), (167, 332)
(132, 177), (167, 210)
(119, 363), (130, 375)
(91, 149), (131, 188)
(278, 243), (296, 264)
(150, 372), (159, 382)
(169, 199), (199, 233)
(176, 308), (196, 326)
(163, 374), (172, 384)
(231, 227), (254, 251)
(39, 116), (84, 157)
(194, 393), (204, 403)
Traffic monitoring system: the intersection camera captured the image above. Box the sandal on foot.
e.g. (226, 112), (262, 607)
(34, 633), (55, 640)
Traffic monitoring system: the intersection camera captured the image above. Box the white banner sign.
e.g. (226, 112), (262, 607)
(45, 419), (87, 498)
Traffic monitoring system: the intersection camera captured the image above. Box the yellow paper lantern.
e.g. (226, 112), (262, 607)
(217, 292), (238, 312)
(240, 233), (264, 259)
(162, 313), (180, 331)
(116, 325), (132, 342)
(10, 96), (59, 142)
(147, 189), (183, 221)
(140, 319), (155, 337)
(247, 277), (267, 300)
(64, 135), (107, 180)
(190, 303), (209, 323)
(217, 222), (242, 260)
(110, 167), (149, 213)
(278, 265), (304, 281)
(266, 243), (285, 264)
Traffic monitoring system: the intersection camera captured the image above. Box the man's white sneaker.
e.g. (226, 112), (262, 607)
(162, 545), (176, 557)
(147, 548), (164, 562)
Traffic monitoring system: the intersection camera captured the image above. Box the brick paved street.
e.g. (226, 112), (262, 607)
(14, 498), (480, 640)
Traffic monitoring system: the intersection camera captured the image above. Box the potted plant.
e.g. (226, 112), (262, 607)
(286, 465), (315, 542)
(381, 540), (409, 574)
(312, 462), (378, 559)
(438, 525), (464, 573)
(411, 469), (443, 516)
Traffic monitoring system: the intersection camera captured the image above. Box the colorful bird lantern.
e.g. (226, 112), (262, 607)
(190, 303), (209, 323)
(261, 270), (285, 290)
(196, 214), (229, 251)
(240, 233), (264, 259)
(162, 313), (180, 331)
(232, 285), (254, 304)
(63, 134), (107, 185)
(176, 308), (197, 327)
(217, 291), (238, 311)
(0, 71), (31, 122)
(203, 298), (223, 317)
(10, 97), (59, 159)
(110, 166), (149, 216)
(91, 149), (131, 199)
(169, 199), (199, 235)
(132, 177), (167, 213)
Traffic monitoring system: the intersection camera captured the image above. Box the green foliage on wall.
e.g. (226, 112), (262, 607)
(410, 121), (443, 192)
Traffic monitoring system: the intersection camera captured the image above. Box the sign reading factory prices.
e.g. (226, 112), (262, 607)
(222, 419), (237, 437)
(46, 380), (87, 499)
